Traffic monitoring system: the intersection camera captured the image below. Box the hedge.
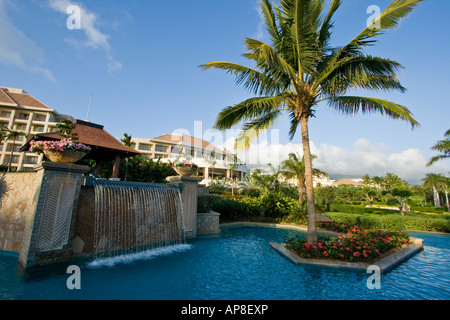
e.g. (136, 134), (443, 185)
(329, 204), (399, 215)
(325, 212), (450, 233)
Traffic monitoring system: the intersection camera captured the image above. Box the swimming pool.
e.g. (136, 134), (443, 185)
(0, 225), (449, 300)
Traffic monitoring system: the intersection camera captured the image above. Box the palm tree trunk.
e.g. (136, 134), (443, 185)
(7, 137), (16, 173)
(297, 183), (303, 203)
(300, 116), (317, 244)
(445, 189), (449, 212)
(433, 185), (440, 207)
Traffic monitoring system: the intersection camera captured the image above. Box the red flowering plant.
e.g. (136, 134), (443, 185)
(284, 223), (410, 262)
(29, 139), (91, 155)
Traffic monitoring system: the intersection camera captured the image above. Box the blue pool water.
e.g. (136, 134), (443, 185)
(0, 226), (449, 300)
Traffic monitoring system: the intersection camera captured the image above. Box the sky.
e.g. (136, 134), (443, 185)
(0, 0), (449, 184)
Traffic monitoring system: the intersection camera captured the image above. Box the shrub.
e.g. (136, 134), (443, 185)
(325, 212), (450, 233)
(197, 195), (219, 213)
(211, 199), (256, 221)
(329, 204), (398, 215)
(386, 198), (400, 207)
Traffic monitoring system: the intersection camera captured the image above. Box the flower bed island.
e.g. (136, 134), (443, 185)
(271, 222), (423, 271)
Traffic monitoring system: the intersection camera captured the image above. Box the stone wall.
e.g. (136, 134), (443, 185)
(0, 172), (43, 252)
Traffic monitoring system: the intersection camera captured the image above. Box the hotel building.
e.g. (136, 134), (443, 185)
(0, 87), (74, 172)
(131, 134), (249, 181)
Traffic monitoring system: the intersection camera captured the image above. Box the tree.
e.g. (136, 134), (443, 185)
(361, 174), (373, 187)
(227, 162), (240, 197)
(383, 172), (406, 190)
(1, 127), (26, 172)
(281, 153), (326, 203)
(391, 187), (412, 215)
(422, 173), (447, 207)
(121, 133), (133, 181)
(427, 129), (450, 166)
(200, 0), (421, 244)
(121, 133), (133, 147)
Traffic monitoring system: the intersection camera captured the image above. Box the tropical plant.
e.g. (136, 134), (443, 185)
(121, 133), (133, 181)
(56, 119), (78, 140)
(281, 152), (326, 203)
(121, 133), (133, 147)
(383, 172), (407, 190)
(427, 129), (450, 166)
(29, 139), (91, 155)
(361, 174), (373, 187)
(200, 0), (422, 243)
(227, 162), (240, 196)
(391, 187), (412, 215)
(1, 127), (26, 172)
(422, 173), (447, 207)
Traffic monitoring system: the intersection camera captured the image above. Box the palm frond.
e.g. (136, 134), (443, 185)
(235, 109), (283, 150)
(315, 0), (422, 87)
(244, 38), (298, 82)
(321, 55), (406, 95)
(199, 61), (283, 96)
(214, 95), (288, 131)
(327, 96), (419, 128)
(345, 0), (423, 55)
(318, 0), (341, 51)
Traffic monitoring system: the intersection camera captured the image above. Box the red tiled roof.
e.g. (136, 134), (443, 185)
(152, 133), (234, 155)
(0, 87), (52, 110)
(23, 120), (140, 161)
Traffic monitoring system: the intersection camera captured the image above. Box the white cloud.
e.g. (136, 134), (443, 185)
(48, 0), (122, 73)
(229, 135), (449, 184)
(0, 0), (56, 82)
(253, 0), (265, 41)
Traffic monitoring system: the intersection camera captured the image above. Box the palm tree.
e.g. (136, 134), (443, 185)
(427, 129), (450, 166)
(383, 172), (405, 190)
(443, 176), (450, 212)
(200, 0), (421, 244)
(361, 174), (373, 187)
(121, 133), (133, 147)
(281, 152), (326, 203)
(422, 173), (447, 207)
(2, 127), (25, 172)
(121, 133), (133, 181)
(227, 162), (240, 197)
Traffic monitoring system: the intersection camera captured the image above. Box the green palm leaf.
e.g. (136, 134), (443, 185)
(327, 96), (419, 128)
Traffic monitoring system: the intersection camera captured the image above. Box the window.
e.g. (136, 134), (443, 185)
(139, 144), (152, 151)
(196, 151), (202, 158)
(25, 156), (38, 164)
(1, 111), (11, 118)
(155, 145), (167, 153)
(17, 113), (29, 120)
(171, 147), (181, 154)
(33, 126), (45, 132)
(15, 124), (27, 131)
(34, 114), (47, 122)
(6, 145), (21, 152)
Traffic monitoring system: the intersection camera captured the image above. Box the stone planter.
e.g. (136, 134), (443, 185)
(44, 149), (87, 163)
(174, 166), (197, 177)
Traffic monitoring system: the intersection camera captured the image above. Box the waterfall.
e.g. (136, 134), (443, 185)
(91, 180), (185, 260)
